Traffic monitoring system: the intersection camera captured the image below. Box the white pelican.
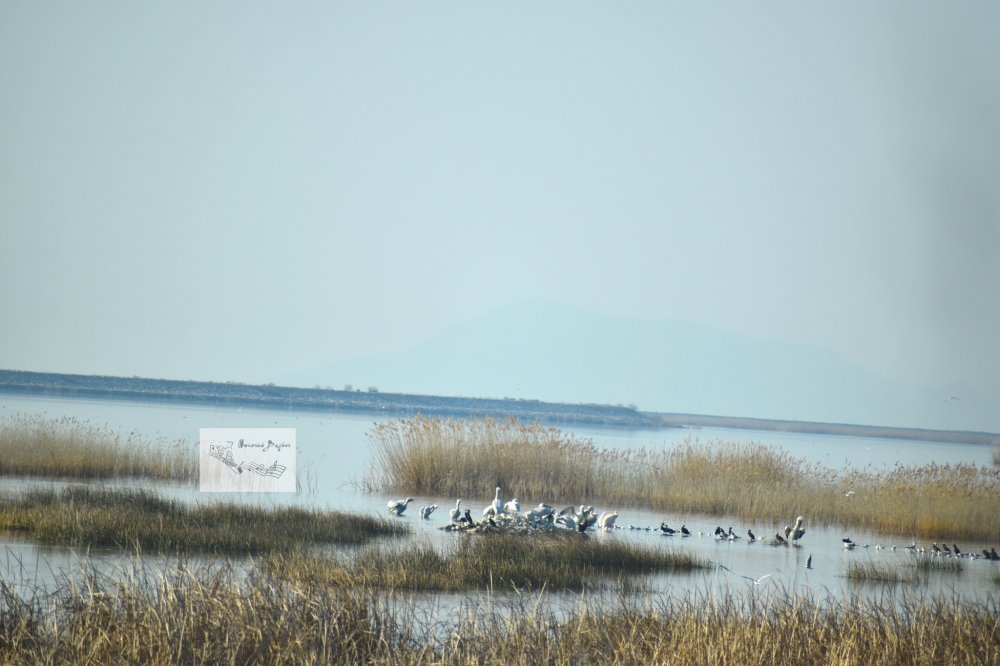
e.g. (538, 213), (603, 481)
(490, 487), (503, 516)
(526, 503), (553, 521)
(790, 516), (806, 542)
(387, 497), (414, 515)
(503, 498), (521, 514)
(449, 499), (462, 524)
(420, 504), (438, 520)
(556, 514), (577, 530)
(597, 511), (619, 530)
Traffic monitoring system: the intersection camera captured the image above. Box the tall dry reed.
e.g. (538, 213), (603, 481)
(0, 414), (196, 482)
(2, 558), (996, 665)
(364, 416), (1000, 541)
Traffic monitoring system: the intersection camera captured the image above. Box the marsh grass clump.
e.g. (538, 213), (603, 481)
(846, 561), (912, 584)
(0, 414), (196, 482)
(0, 563), (409, 665)
(2, 561), (997, 665)
(0, 486), (405, 554)
(268, 533), (707, 592)
(365, 416), (1000, 541)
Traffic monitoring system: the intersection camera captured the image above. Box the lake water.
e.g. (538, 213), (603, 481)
(2, 394), (998, 605)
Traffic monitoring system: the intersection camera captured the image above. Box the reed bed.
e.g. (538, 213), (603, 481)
(364, 416), (1000, 542)
(0, 414), (197, 482)
(846, 557), (964, 585)
(2, 559), (997, 665)
(267, 533), (707, 592)
(0, 486), (405, 555)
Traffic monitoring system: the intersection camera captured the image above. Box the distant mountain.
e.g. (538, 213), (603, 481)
(280, 300), (999, 432)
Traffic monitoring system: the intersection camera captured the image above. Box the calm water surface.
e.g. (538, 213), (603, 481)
(2, 394), (997, 605)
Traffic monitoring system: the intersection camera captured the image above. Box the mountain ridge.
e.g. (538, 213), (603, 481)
(281, 300), (998, 433)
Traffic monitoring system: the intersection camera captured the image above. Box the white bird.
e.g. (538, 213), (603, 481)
(503, 498), (521, 514)
(490, 487), (503, 516)
(790, 516), (806, 542)
(449, 499), (462, 523)
(717, 564), (773, 586)
(526, 503), (553, 521)
(556, 514), (577, 530)
(387, 497), (414, 515)
(743, 573), (773, 586)
(420, 504), (438, 520)
(597, 511), (619, 530)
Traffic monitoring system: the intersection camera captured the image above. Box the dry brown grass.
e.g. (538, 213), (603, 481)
(364, 416), (1000, 542)
(0, 486), (406, 555)
(2, 559), (996, 665)
(0, 414), (196, 482)
(266, 533), (707, 592)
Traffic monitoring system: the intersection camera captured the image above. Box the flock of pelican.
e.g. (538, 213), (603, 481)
(387, 489), (810, 544)
(388, 487), (620, 533)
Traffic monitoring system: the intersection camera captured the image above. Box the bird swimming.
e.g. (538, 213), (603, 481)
(387, 497), (414, 515)
(661, 523), (678, 536)
(680, 524), (691, 537)
(747, 529), (756, 542)
(419, 504), (438, 520)
(597, 511), (619, 530)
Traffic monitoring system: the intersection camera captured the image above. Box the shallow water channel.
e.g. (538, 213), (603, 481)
(1, 394), (998, 608)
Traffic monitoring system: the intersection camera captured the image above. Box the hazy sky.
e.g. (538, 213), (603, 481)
(2, 4), (998, 411)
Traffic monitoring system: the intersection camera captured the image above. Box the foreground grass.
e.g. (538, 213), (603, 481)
(0, 414), (196, 482)
(365, 417), (1000, 542)
(1, 561), (997, 665)
(0, 486), (405, 554)
(267, 533), (707, 592)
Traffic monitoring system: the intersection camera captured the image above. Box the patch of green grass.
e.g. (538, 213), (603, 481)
(0, 414), (196, 482)
(0, 486), (406, 554)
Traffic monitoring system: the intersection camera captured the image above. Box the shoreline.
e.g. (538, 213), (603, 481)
(1, 368), (997, 446)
